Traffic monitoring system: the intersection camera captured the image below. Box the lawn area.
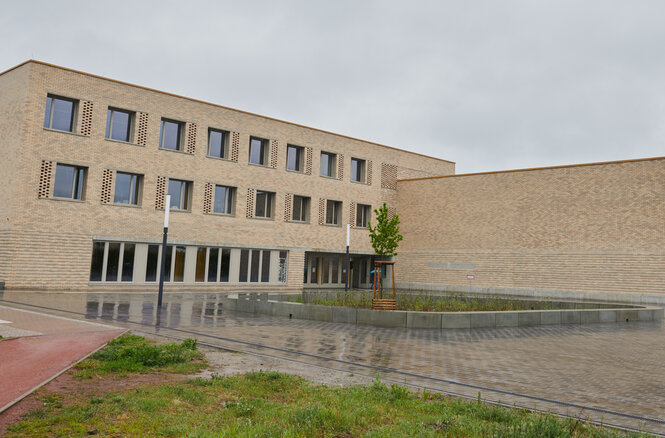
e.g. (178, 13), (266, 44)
(5, 334), (653, 437)
(289, 291), (579, 312)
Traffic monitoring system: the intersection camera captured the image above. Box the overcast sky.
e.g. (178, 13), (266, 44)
(2, 1), (664, 174)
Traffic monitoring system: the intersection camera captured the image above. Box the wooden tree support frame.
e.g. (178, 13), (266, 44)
(372, 260), (396, 310)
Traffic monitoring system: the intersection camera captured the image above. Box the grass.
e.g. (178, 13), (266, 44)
(289, 291), (595, 312)
(74, 334), (206, 378)
(7, 372), (652, 437)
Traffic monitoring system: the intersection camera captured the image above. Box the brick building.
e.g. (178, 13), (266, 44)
(0, 60), (453, 291)
(1, 60), (663, 302)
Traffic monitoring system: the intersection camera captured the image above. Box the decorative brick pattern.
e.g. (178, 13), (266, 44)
(136, 112), (148, 146)
(203, 183), (213, 213)
(305, 147), (313, 175)
(80, 101), (93, 136)
(381, 163), (398, 189)
(336, 153), (344, 180)
(155, 176), (166, 210)
(231, 132), (240, 162)
(246, 188), (255, 218)
(284, 193), (293, 222)
(101, 169), (114, 204)
(349, 202), (356, 227)
(318, 198), (326, 225)
(367, 160), (373, 185)
(38, 160), (53, 198)
(270, 139), (279, 168)
(186, 122), (197, 154)
(387, 206), (397, 221)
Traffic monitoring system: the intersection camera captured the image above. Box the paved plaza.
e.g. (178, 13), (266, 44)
(1, 291), (663, 435)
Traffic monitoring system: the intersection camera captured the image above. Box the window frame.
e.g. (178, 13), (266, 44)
(105, 107), (134, 143)
(320, 151), (337, 178)
(356, 203), (371, 228)
(53, 163), (87, 200)
(89, 241), (136, 283)
(351, 158), (366, 183)
(325, 199), (342, 226)
(167, 178), (193, 211)
(113, 171), (143, 206)
(291, 195), (310, 222)
(44, 95), (77, 133)
(213, 184), (235, 215)
(207, 128), (229, 159)
(286, 144), (305, 172)
(159, 118), (185, 151)
(249, 136), (269, 166)
(254, 190), (275, 219)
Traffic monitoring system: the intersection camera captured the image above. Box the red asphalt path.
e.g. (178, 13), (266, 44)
(0, 306), (124, 411)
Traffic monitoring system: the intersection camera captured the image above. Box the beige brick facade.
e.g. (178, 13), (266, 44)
(0, 61), (454, 290)
(396, 158), (665, 296)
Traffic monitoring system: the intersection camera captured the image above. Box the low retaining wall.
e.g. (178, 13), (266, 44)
(222, 293), (664, 329)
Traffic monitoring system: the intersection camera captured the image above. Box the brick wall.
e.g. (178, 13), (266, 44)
(396, 158), (665, 296)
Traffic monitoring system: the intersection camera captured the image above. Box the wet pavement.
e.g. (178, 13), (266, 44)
(1, 291), (663, 435)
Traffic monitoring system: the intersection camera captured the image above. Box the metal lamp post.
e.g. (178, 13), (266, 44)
(345, 223), (350, 292)
(157, 195), (171, 309)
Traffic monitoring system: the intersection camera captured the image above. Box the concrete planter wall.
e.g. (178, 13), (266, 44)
(221, 293), (664, 329)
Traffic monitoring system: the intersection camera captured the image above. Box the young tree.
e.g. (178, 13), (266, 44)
(368, 203), (403, 257)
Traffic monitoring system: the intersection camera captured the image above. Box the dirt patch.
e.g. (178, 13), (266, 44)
(0, 369), (186, 435)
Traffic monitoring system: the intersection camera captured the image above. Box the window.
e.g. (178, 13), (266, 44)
(351, 158), (366, 183)
(159, 119), (184, 150)
(325, 200), (342, 225)
(145, 244), (159, 282)
(320, 152), (336, 177)
(249, 137), (269, 165)
(213, 185), (234, 215)
(356, 204), (371, 228)
(255, 190), (274, 218)
(278, 251), (288, 283)
(168, 179), (192, 211)
(89, 241), (135, 282)
(53, 164), (86, 200)
(160, 245), (186, 282)
(195, 247), (232, 283)
(292, 195), (310, 222)
(239, 249), (272, 283)
(286, 145), (304, 172)
(44, 95), (76, 132)
(114, 172), (142, 205)
(106, 108), (133, 142)
(207, 128), (229, 159)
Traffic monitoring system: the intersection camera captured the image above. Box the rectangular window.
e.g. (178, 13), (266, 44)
(89, 241), (105, 281)
(351, 158), (366, 183)
(279, 251), (288, 283)
(114, 172), (142, 205)
(292, 195), (310, 222)
(332, 255), (339, 284)
(173, 246), (186, 282)
(261, 250), (271, 282)
(323, 256), (330, 284)
(310, 257), (318, 284)
(208, 247), (219, 282)
(121, 244), (135, 282)
(215, 249), (227, 282)
(168, 179), (192, 211)
(214, 185), (234, 215)
(325, 200), (342, 225)
(286, 145), (304, 172)
(239, 249), (249, 282)
(255, 191), (274, 218)
(105, 242), (121, 281)
(207, 128), (229, 159)
(159, 119), (184, 151)
(106, 108), (133, 142)
(163, 245), (173, 282)
(320, 152), (336, 177)
(53, 164), (86, 200)
(44, 95), (76, 132)
(356, 204), (371, 228)
(145, 244), (159, 282)
(250, 250), (260, 282)
(249, 137), (269, 165)
(195, 247), (207, 282)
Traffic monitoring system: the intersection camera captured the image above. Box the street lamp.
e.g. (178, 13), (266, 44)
(157, 195), (171, 309)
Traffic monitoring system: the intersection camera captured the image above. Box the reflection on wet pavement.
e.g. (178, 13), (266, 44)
(1, 291), (664, 435)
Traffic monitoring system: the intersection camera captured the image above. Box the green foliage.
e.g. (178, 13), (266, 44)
(368, 202), (403, 257)
(74, 334), (204, 377)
